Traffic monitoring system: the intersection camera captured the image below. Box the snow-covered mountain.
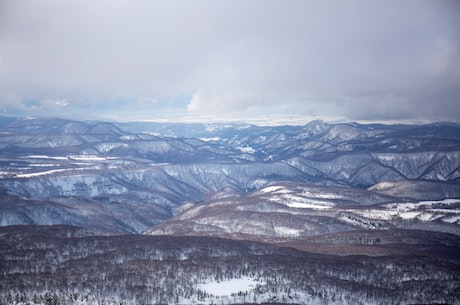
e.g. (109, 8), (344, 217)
(0, 116), (459, 234)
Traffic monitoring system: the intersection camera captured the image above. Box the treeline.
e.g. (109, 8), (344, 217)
(1, 225), (459, 305)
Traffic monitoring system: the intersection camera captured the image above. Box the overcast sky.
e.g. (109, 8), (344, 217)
(0, 0), (459, 124)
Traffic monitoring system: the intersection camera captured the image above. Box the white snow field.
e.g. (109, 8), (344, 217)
(197, 277), (262, 297)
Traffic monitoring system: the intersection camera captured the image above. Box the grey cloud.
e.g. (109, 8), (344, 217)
(0, 0), (459, 123)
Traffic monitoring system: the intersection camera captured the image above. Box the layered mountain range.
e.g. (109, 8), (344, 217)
(1, 116), (459, 235)
(1, 116), (459, 304)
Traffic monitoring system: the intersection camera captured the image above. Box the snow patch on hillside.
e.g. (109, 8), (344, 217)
(352, 198), (460, 223)
(259, 186), (290, 194)
(22, 155), (69, 160)
(286, 202), (333, 209)
(302, 191), (343, 199)
(96, 143), (129, 153)
(269, 193), (335, 210)
(443, 216), (460, 224)
(368, 181), (396, 190)
(15, 166), (101, 178)
(15, 169), (69, 178)
(69, 155), (113, 161)
(384, 198), (459, 210)
(274, 226), (302, 237)
(200, 137), (220, 142)
(237, 146), (256, 154)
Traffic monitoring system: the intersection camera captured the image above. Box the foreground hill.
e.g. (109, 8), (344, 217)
(1, 225), (459, 305)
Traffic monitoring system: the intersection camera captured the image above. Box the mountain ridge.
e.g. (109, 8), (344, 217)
(0, 116), (459, 234)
